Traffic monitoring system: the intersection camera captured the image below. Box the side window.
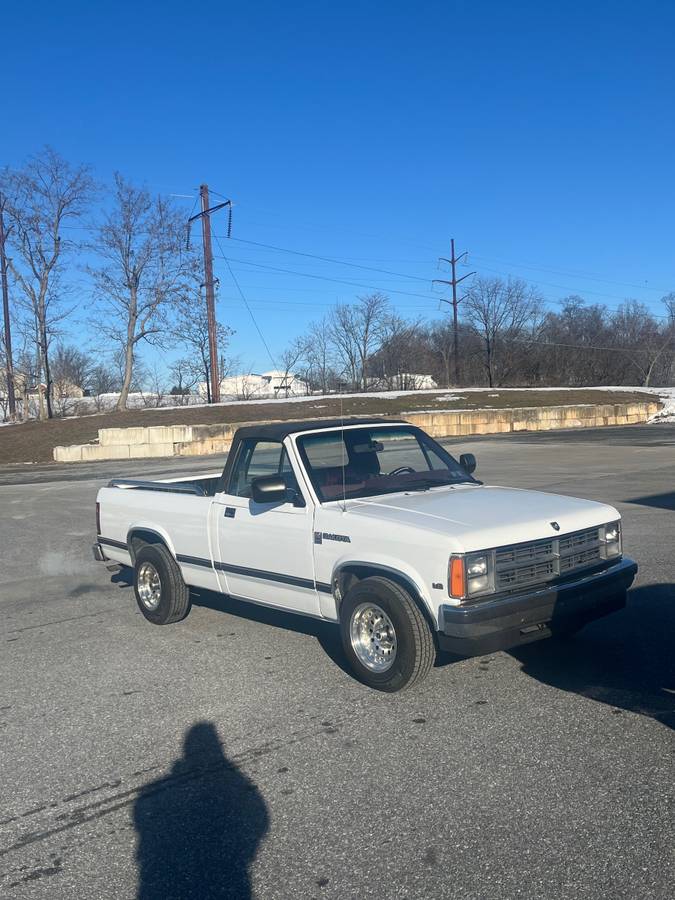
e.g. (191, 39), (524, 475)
(279, 448), (301, 495)
(228, 440), (300, 499)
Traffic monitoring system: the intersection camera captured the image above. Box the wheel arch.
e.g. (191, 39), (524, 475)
(332, 561), (437, 639)
(126, 526), (176, 564)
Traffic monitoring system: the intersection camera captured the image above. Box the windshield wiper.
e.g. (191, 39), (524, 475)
(402, 476), (469, 491)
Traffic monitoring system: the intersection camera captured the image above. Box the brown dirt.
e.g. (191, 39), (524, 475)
(0, 389), (656, 466)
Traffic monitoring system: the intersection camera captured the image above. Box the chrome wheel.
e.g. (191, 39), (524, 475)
(137, 561), (162, 611)
(349, 602), (397, 672)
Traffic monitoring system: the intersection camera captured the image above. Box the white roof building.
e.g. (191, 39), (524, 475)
(198, 370), (310, 401)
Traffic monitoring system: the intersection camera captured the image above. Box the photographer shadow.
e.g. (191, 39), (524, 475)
(134, 721), (269, 899)
(509, 584), (675, 731)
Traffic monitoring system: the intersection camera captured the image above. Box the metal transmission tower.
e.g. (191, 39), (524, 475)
(432, 238), (475, 385)
(0, 195), (16, 420)
(188, 185), (232, 404)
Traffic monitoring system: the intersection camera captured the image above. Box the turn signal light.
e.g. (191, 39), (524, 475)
(449, 557), (465, 599)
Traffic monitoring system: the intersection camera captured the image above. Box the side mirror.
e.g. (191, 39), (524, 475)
(459, 452), (476, 475)
(251, 475), (288, 504)
(251, 475), (304, 506)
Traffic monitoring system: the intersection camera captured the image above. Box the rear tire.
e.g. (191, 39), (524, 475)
(339, 576), (435, 692)
(133, 544), (191, 625)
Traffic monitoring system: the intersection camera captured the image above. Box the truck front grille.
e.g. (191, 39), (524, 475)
(495, 526), (603, 592)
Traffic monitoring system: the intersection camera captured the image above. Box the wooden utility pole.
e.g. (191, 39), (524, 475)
(188, 186), (233, 404)
(433, 238), (475, 384)
(199, 184), (220, 404)
(0, 196), (16, 420)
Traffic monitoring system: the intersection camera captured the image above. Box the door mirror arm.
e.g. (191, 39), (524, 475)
(286, 488), (306, 508)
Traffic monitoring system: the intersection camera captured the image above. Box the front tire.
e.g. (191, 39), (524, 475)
(339, 576), (435, 692)
(133, 544), (191, 625)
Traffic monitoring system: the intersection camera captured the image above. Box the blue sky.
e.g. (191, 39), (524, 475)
(4, 0), (675, 373)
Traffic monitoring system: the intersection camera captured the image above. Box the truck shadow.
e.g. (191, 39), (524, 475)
(112, 570), (674, 726)
(508, 584), (675, 731)
(190, 588), (351, 677)
(133, 720), (269, 900)
(623, 490), (675, 511)
(109, 569), (352, 676)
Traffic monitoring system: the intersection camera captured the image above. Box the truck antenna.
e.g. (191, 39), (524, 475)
(340, 396), (347, 513)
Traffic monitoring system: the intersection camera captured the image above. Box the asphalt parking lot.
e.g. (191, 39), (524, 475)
(1, 423), (673, 899)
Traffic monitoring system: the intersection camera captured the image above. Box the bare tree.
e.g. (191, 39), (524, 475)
(370, 313), (426, 389)
(297, 317), (336, 394)
(173, 285), (234, 403)
(51, 343), (91, 392)
(50, 343), (93, 415)
(329, 293), (389, 391)
(463, 277), (542, 387)
(89, 363), (121, 409)
(169, 358), (199, 402)
(277, 338), (305, 397)
(140, 363), (168, 408)
(611, 301), (673, 386)
(90, 174), (190, 410)
(5, 148), (95, 418)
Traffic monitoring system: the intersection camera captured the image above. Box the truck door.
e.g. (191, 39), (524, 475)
(212, 438), (320, 615)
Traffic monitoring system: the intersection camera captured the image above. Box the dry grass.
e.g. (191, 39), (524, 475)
(0, 388), (656, 465)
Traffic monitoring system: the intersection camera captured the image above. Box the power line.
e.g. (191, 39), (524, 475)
(211, 255), (437, 300)
(214, 236), (278, 370)
(35, 224), (675, 309)
(211, 235), (672, 317)
(224, 236), (430, 283)
(471, 253), (673, 294)
(209, 254), (673, 320)
(474, 263), (672, 304)
(215, 296), (437, 310)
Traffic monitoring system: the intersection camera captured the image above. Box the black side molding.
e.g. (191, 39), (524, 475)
(98, 536), (128, 550)
(98, 538), (332, 595)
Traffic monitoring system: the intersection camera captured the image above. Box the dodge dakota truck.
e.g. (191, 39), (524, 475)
(93, 418), (637, 691)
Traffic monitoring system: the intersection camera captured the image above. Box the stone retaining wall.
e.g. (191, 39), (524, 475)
(52, 401), (660, 463)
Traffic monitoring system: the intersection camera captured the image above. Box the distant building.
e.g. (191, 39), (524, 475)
(366, 373), (438, 391)
(53, 378), (85, 399)
(198, 370), (310, 401)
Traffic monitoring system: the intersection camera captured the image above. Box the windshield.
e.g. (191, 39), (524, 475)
(296, 425), (475, 502)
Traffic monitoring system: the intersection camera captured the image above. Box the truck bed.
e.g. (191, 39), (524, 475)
(107, 473), (221, 497)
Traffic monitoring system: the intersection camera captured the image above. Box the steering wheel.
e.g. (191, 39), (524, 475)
(388, 465), (416, 476)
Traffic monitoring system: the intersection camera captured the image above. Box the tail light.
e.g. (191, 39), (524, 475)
(96, 501), (101, 535)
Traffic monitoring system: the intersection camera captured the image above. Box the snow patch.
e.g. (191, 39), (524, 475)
(648, 387), (675, 423)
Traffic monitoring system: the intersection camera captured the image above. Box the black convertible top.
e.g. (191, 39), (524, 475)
(218, 417), (410, 489)
(232, 417), (407, 442)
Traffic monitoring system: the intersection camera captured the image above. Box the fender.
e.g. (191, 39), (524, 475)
(126, 524), (177, 563)
(330, 558), (435, 624)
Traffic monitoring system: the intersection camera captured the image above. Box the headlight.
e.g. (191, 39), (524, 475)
(467, 556), (488, 577)
(449, 552), (495, 600)
(601, 521), (622, 558)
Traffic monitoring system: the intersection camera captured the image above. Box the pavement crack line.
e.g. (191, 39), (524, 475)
(4, 607), (120, 635)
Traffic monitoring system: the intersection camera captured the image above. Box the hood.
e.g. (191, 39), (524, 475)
(345, 485), (619, 552)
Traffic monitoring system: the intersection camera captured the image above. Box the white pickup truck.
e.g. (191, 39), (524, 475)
(93, 418), (637, 691)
